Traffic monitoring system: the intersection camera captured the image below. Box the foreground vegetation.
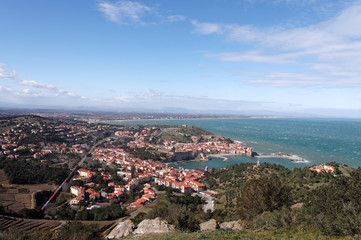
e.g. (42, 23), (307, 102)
(125, 228), (354, 240)
(1, 161), (361, 239)
(200, 162), (361, 237)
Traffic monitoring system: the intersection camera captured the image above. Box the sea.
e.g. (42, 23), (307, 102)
(106, 118), (361, 170)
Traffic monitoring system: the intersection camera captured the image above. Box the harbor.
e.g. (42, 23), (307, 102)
(256, 152), (307, 162)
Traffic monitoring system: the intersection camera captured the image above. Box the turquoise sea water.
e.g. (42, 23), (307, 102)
(107, 118), (361, 170)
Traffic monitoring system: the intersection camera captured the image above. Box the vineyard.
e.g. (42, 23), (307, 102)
(0, 215), (62, 233)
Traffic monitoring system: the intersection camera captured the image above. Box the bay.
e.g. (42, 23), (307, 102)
(106, 118), (361, 169)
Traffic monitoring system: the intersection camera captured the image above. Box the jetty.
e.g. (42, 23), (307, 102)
(256, 152), (306, 162)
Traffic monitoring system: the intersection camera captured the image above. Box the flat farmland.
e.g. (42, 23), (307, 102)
(0, 170), (56, 212)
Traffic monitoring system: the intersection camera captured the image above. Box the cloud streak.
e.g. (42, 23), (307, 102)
(192, 1), (361, 87)
(97, 0), (152, 25)
(97, 1), (187, 25)
(0, 63), (16, 79)
(0, 63), (87, 99)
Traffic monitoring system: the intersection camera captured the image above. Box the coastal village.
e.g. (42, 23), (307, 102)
(0, 116), (256, 215)
(68, 124), (257, 210)
(0, 115), (335, 219)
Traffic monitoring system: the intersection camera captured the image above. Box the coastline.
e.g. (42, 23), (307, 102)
(164, 153), (239, 165)
(206, 153), (238, 161)
(90, 116), (283, 124)
(103, 118), (320, 168)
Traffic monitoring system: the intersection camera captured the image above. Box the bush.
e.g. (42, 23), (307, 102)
(56, 222), (102, 240)
(18, 208), (44, 219)
(254, 207), (292, 230)
(236, 175), (291, 220)
(301, 170), (361, 236)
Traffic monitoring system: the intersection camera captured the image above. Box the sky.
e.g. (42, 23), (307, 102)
(1, 0), (361, 117)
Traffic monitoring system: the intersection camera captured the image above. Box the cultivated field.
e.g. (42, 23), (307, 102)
(0, 214), (115, 234)
(0, 214), (62, 233)
(0, 170), (56, 212)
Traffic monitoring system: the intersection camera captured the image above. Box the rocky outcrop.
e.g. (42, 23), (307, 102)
(200, 219), (218, 231)
(107, 219), (134, 239)
(219, 220), (244, 231)
(133, 218), (175, 235)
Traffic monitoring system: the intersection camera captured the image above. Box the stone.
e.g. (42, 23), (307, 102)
(200, 219), (218, 231)
(107, 219), (134, 239)
(133, 218), (175, 235)
(219, 220), (244, 231)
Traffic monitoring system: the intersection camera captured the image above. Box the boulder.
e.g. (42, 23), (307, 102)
(107, 219), (134, 239)
(133, 218), (175, 235)
(200, 219), (218, 231)
(219, 220), (244, 231)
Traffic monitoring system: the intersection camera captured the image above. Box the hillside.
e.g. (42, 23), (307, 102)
(197, 162), (361, 236)
(124, 229), (351, 240)
(156, 125), (212, 143)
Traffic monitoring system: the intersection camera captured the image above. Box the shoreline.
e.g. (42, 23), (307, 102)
(167, 151), (310, 166)
(90, 116), (284, 124)
(164, 153), (238, 165)
(102, 119), (311, 167)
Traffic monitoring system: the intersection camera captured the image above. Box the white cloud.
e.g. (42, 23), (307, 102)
(192, 1), (361, 87)
(0, 63), (16, 79)
(18, 80), (56, 90)
(0, 85), (41, 97)
(167, 15), (186, 23)
(205, 51), (295, 64)
(0, 85), (13, 93)
(97, 1), (187, 26)
(114, 96), (130, 102)
(191, 20), (224, 35)
(97, 0), (152, 25)
(0, 62), (87, 101)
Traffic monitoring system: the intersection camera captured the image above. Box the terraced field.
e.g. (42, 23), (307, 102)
(0, 215), (62, 233)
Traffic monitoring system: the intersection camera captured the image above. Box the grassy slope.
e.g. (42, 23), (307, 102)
(125, 229), (351, 240)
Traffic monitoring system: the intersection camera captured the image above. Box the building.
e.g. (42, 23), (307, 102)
(70, 186), (85, 197)
(69, 197), (84, 205)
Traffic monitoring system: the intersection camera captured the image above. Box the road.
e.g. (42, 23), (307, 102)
(41, 137), (108, 210)
(77, 137), (109, 167)
(193, 192), (214, 213)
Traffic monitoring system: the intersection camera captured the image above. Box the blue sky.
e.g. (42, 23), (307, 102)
(1, 0), (361, 117)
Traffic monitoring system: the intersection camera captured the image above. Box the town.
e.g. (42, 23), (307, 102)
(0, 115), (257, 218)
(0, 115), (355, 239)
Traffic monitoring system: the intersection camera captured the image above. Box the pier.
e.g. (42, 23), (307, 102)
(256, 152), (306, 162)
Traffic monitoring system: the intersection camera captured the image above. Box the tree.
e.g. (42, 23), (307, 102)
(301, 169), (361, 235)
(177, 212), (199, 232)
(236, 175), (291, 220)
(18, 208), (44, 219)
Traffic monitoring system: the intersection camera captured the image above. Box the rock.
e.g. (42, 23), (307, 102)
(200, 219), (218, 231)
(219, 220), (244, 231)
(107, 219), (134, 239)
(133, 218), (175, 235)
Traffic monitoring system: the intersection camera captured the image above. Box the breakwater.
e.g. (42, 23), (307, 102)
(256, 152), (307, 162)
